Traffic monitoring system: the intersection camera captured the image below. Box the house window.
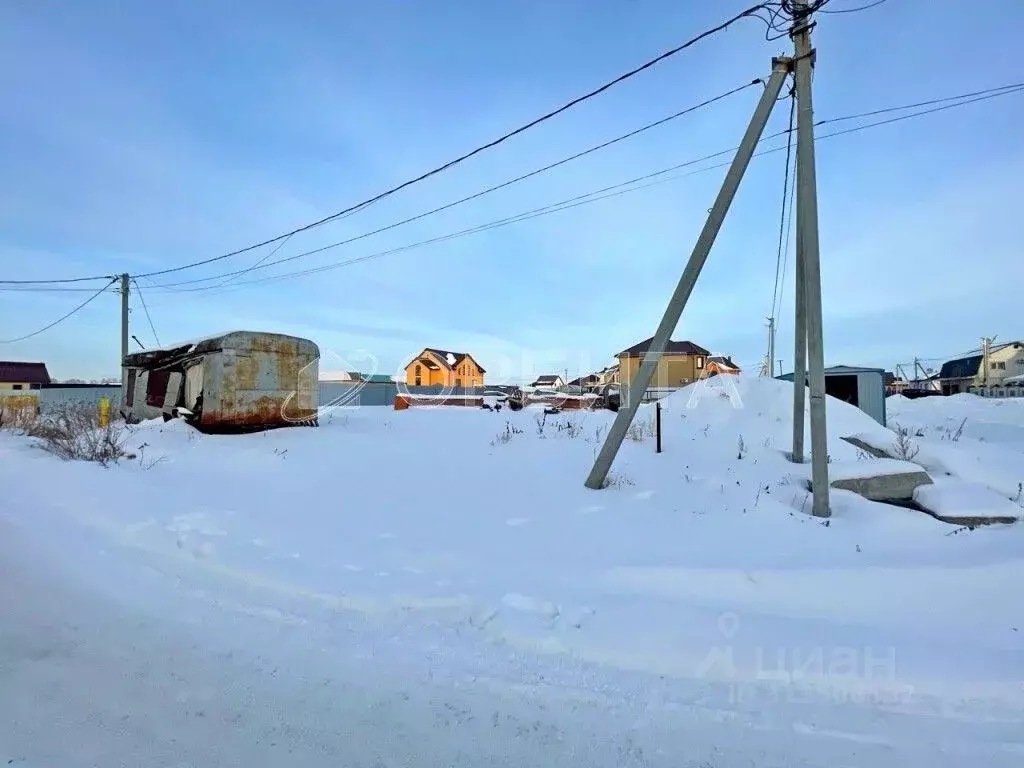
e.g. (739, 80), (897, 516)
(456, 378), (462, 387)
(11, 383), (23, 390)
(415, 377), (421, 386)
(696, 357), (704, 369)
(992, 361), (1006, 370)
(415, 364), (422, 376)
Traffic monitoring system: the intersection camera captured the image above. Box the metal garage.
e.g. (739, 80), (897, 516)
(777, 365), (887, 426)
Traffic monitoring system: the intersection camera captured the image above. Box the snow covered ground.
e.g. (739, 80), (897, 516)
(2, 376), (1023, 766)
(885, 393), (1024, 503)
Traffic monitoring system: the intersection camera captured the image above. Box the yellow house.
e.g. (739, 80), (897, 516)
(0, 361), (51, 391)
(404, 348), (485, 388)
(616, 337), (710, 389)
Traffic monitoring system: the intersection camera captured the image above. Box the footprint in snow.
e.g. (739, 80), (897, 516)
(505, 517), (530, 527)
(578, 504), (604, 515)
(343, 564), (363, 572)
(635, 490), (656, 500)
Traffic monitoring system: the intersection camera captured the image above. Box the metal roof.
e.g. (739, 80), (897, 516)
(617, 337), (711, 357)
(0, 361), (51, 385)
(124, 331), (319, 368)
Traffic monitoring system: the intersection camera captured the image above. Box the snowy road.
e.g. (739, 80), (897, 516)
(4, 383), (1024, 766)
(4, 509), (1023, 768)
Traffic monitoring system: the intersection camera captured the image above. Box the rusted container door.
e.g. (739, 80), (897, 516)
(205, 340), (318, 429)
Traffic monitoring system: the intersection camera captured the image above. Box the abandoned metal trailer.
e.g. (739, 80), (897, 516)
(121, 331), (320, 431)
(777, 365), (887, 426)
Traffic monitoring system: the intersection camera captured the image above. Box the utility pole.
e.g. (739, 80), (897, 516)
(120, 273), (130, 395)
(585, 58), (790, 490)
(792, 0), (830, 517)
(791, 206), (807, 463)
(981, 336), (997, 392)
(766, 317), (776, 377)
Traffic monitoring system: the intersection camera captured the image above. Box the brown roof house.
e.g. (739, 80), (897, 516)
(615, 337), (711, 394)
(706, 355), (741, 376)
(404, 348), (485, 388)
(0, 361), (51, 391)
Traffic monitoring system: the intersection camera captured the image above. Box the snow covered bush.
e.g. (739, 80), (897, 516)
(491, 421), (523, 446)
(28, 403), (127, 466)
(891, 424), (920, 462)
(0, 402), (40, 433)
(602, 470), (634, 488)
(625, 416), (655, 442)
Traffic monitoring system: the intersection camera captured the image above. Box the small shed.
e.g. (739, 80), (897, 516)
(777, 365), (887, 426)
(0, 361), (51, 390)
(122, 331), (320, 431)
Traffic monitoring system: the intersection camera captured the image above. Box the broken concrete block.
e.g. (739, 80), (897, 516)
(826, 458), (933, 502)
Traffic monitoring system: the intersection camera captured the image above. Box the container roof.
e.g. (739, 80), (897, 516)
(125, 330), (319, 368)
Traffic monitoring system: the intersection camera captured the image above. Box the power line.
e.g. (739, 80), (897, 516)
(819, 0), (888, 13)
(144, 79), (762, 289)
(0, 285), (119, 293)
(4, 79), (1021, 296)
(770, 86), (796, 323)
(131, 278), (161, 347)
(815, 82), (1024, 126)
(0, 278), (117, 343)
(776, 150), (798, 334)
(143, 80), (1024, 294)
(128, 3), (773, 281)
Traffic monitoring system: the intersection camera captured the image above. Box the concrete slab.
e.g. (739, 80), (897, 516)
(914, 480), (1020, 526)
(825, 457), (933, 502)
(840, 435), (893, 459)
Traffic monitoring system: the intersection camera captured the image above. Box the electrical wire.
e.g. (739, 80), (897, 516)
(143, 79), (762, 289)
(770, 86), (796, 324)
(820, 0), (888, 13)
(131, 278), (161, 347)
(143, 80), (1024, 293)
(815, 82), (1024, 126)
(775, 150), (798, 334)
(0, 278), (117, 343)
(5, 79), (1021, 295)
(128, 3), (773, 282)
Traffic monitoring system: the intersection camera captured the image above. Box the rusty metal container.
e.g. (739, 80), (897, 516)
(122, 331), (319, 431)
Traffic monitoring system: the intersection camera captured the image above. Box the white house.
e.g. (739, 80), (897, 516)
(530, 374), (565, 389)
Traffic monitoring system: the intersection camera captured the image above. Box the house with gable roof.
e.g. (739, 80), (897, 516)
(404, 348), (485, 388)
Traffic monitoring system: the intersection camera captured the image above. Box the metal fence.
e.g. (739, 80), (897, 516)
(38, 387), (122, 412)
(34, 383), (518, 413)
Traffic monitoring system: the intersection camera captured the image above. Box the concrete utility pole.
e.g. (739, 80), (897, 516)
(791, 207), (807, 462)
(120, 273), (130, 392)
(766, 317), (776, 377)
(792, 0), (830, 517)
(585, 59), (790, 490)
(981, 335), (997, 390)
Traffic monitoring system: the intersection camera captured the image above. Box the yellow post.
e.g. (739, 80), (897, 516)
(98, 397), (111, 428)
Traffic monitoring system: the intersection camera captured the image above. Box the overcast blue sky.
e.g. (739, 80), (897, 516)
(1, 0), (1021, 382)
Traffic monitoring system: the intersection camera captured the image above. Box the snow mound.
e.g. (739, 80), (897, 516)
(656, 374), (890, 447)
(915, 479), (1022, 521)
(829, 458), (927, 482)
